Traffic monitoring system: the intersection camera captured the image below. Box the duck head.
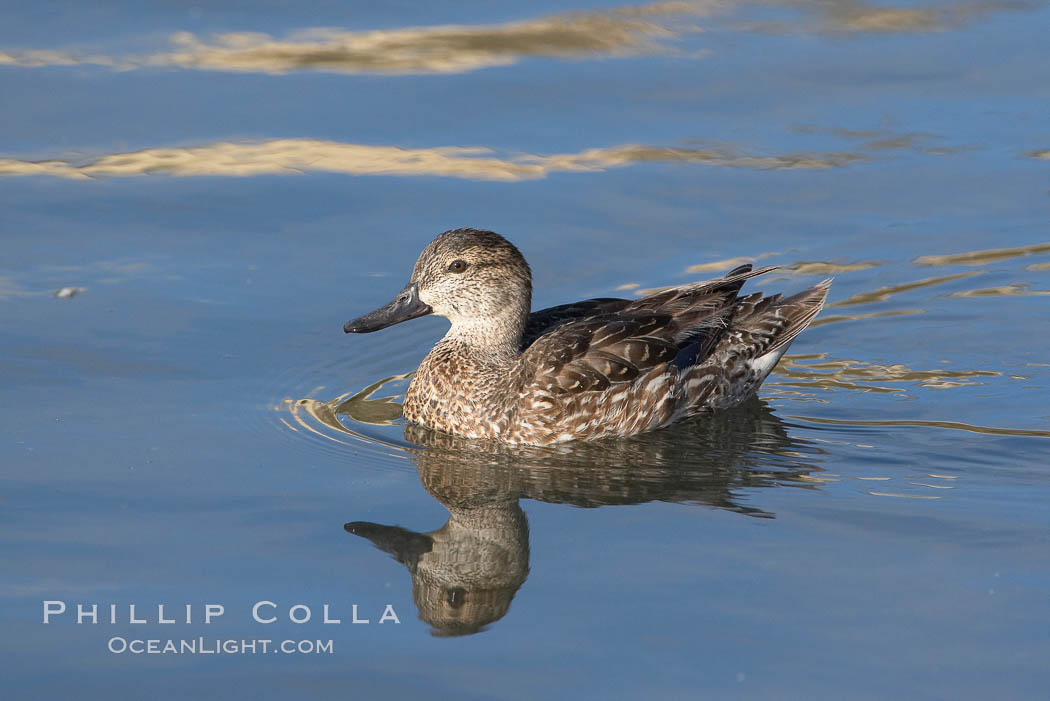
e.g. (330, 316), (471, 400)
(344, 228), (533, 346)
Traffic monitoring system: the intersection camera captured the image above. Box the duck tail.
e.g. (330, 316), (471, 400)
(757, 277), (832, 359)
(728, 277), (830, 386)
(682, 276), (832, 408)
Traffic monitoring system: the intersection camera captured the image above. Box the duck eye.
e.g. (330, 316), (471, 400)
(448, 259), (468, 273)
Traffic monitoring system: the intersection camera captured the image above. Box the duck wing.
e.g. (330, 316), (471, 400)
(520, 265), (777, 393)
(522, 298), (630, 349)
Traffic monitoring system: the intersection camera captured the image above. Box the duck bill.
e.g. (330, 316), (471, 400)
(344, 282), (432, 333)
(344, 521), (433, 563)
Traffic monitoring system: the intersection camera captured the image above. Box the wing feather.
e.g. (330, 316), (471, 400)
(521, 267), (781, 394)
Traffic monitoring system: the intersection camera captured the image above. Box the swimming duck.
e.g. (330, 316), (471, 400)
(344, 228), (830, 446)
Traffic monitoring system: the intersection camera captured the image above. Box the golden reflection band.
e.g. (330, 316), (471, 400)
(0, 1), (1034, 75)
(0, 139), (871, 180)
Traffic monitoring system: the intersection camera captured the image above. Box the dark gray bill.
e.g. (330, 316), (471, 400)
(344, 282), (432, 333)
(344, 521), (433, 562)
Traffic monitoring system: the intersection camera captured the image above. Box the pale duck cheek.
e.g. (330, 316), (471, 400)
(417, 288), (450, 317)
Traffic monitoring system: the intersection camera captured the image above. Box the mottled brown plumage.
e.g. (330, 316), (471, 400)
(344, 228), (831, 445)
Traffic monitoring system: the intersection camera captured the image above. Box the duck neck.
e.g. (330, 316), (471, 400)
(442, 308), (528, 363)
(406, 307), (529, 437)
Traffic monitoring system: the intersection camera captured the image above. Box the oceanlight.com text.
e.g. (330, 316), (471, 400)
(107, 637), (334, 655)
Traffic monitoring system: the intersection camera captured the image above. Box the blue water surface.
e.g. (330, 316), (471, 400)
(2, 1), (1049, 698)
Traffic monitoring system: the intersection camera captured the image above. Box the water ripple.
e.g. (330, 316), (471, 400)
(914, 242), (1050, 267)
(789, 415), (1050, 439)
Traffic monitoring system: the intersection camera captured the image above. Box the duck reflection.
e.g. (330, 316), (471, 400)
(346, 493), (528, 638)
(344, 397), (824, 636)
